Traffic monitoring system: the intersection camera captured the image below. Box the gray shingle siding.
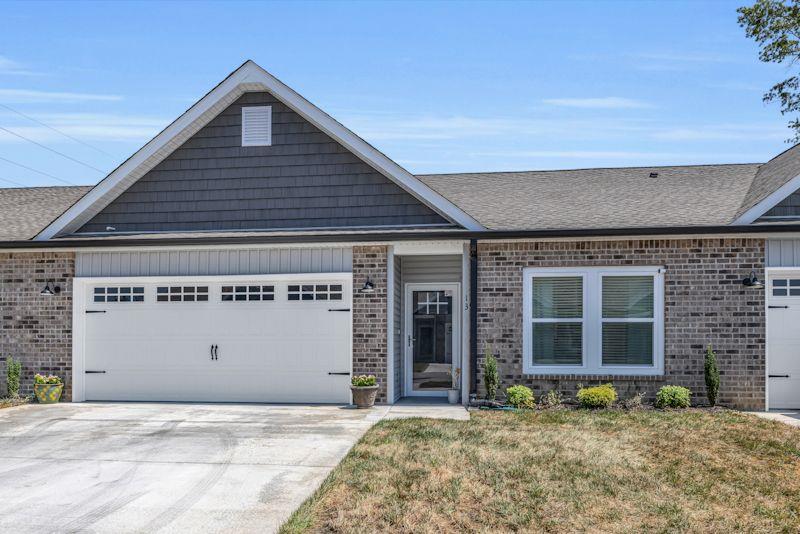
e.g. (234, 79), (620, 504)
(76, 92), (450, 234)
(760, 189), (800, 220)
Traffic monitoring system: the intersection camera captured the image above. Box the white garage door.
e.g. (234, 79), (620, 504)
(767, 272), (800, 409)
(75, 275), (352, 403)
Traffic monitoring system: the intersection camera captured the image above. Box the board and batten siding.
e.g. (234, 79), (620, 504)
(76, 247), (352, 277)
(400, 254), (463, 283)
(76, 92), (450, 234)
(766, 239), (800, 267)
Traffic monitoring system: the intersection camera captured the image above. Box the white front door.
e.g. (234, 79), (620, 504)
(767, 272), (800, 409)
(404, 283), (460, 397)
(75, 275), (352, 403)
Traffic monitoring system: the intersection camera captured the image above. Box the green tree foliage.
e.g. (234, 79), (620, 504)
(484, 346), (499, 401)
(5, 356), (21, 398)
(739, 0), (800, 141)
(704, 345), (721, 407)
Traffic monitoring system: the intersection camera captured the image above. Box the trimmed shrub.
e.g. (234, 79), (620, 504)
(656, 385), (691, 409)
(5, 356), (21, 398)
(506, 385), (535, 408)
(540, 389), (563, 408)
(484, 346), (499, 401)
(704, 345), (720, 407)
(351, 375), (376, 387)
(577, 383), (617, 409)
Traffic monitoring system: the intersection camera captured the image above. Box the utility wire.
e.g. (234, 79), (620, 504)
(0, 154), (75, 185)
(0, 102), (116, 159)
(0, 125), (106, 174)
(0, 176), (27, 187)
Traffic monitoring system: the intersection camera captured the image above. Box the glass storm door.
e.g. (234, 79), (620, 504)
(405, 284), (460, 397)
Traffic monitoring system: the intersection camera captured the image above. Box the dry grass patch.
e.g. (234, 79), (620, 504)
(0, 396), (29, 409)
(281, 409), (800, 533)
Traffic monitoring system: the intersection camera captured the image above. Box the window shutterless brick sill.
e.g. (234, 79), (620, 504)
(524, 374), (666, 382)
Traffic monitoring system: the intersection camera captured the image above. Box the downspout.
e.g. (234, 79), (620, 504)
(469, 239), (478, 395)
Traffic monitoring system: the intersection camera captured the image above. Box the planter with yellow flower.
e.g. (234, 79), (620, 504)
(33, 374), (63, 404)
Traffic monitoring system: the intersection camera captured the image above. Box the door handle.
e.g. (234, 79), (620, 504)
(328, 372), (350, 375)
(214, 345), (219, 361)
(769, 374), (790, 378)
(768, 305), (789, 309)
(85, 310), (106, 314)
(210, 345), (214, 361)
(85, 370), (106, 374)
(328, 308), (350, 312)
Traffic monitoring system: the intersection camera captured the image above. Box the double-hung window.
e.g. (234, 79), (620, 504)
(522, 267), (664, 375)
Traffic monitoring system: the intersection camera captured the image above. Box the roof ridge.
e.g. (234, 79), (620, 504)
(0, 184), (92, 192)
(419, 162), (764, 177)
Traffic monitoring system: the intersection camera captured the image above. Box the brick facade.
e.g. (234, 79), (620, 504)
(352, 245), (389, 403)
(476, 238), (766, 410)
(0, 252), (74, 399)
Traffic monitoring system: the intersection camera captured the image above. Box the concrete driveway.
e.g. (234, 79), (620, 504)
(0, 402), (382, 533)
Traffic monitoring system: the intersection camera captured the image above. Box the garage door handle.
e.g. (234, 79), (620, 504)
(85, 370), (106, 374)
(85, 310), (106, 314)
(768, 305), (789, 309)
(328, 308), (350, 312)
(769, 374), (790, 378)
(328, 372), (350, 375)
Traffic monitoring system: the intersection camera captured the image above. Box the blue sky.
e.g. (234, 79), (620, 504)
(0, 0), (793, 188)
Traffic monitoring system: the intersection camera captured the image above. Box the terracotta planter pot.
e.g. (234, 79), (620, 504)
(350, 385), (378, 408)
(34, 383), (63, 404)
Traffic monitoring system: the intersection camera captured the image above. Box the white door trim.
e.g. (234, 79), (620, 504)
(403, 282), (461, 397)
(72, 272), (353, 403)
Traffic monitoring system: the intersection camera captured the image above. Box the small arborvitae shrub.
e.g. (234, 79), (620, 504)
(540, 389), (563, 408)
(506, 385), (535, 408)
(704, 344), (720, 407)
(351, 374), (376, 387)
(484, 346), (499, 401)
(577, 383), (617, 409)
(621, 392), (645, 410)
(655, 385), (691, 409)
(5, 356), (21, 397)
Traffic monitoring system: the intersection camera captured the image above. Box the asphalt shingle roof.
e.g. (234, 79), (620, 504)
(419, 164), (762, 231)
(0, 186), (91, 241)
(736, 143), (800, 220)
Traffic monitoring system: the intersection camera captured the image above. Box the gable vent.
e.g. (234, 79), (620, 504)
(242, 106), (272, 146)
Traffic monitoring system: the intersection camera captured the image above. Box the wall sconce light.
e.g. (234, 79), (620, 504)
(742, 271), (764, 289)
(358, 277), (375, 294)
(40, 281), (61, 296)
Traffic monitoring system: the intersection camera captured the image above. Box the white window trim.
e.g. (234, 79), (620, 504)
(522, 266), (665, 376)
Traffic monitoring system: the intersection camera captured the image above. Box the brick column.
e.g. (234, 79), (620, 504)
(0, 252), (74, 399)
(352, 245), (388, 403)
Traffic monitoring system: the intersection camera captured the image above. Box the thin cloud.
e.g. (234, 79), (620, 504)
(651, 124), (787, 142)
(542, 97), (653, 109)
(0, 88), (122, 103)
(0, 55), (41, 76)
(0, 112), (167, 142)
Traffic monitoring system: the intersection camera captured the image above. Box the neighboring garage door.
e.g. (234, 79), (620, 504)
(767, 272), (800, 409)
(75, 275), (352, 403)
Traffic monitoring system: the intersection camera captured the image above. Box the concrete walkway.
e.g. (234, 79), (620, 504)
(753, 409), (800, 428)
(0, 400), (467, 534)
(379, 397), (470, 421)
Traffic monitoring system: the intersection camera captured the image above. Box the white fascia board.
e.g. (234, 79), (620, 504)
(733, 173), (800, 225)
(36, 61), (483, 240)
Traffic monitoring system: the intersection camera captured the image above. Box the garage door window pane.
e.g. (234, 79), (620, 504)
(157, 286), (209, 302)
(93, 286), (145, 303)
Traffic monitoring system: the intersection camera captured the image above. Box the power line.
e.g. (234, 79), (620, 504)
(0, 176), (27, 187)
(0, 154), (75, 185)
(0, 102), (116, 159)
(0, 125), (106, 174)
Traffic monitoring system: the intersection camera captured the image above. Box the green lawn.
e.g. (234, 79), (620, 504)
(281, 409), (800, 533)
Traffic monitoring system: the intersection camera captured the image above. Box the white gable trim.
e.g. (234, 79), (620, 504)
(35, 61), (483, 240)
(733, 173), (800, 225)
